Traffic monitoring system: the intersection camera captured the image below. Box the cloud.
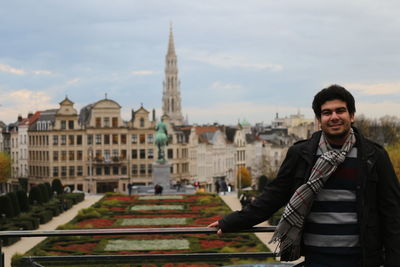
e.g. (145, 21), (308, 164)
(0, 63), (26, 75)
(357, 100), (400, 119)
(0, 89), (56, 123)
(32, 70), (54, 75)
(185, 101), (313, 125)
(345, 82), (400, 95)
(182, 50), (283, 71)
(132, 70), (157, 76)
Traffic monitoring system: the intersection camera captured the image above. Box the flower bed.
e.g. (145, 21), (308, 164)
(21, 193), (270, 267)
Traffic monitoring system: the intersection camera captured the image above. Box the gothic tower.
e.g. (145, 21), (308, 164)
(162, 24), (184, 125)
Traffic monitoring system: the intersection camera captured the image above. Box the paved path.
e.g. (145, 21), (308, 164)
(220, 192), (303, 264)
(2, 194), (103, 267)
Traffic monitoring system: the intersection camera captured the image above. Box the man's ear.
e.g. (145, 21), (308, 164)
(350, 113), (355, 123)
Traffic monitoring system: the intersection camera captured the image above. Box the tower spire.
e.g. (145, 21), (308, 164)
(162, 24), (184, 126)
(167, 22), (176, 56)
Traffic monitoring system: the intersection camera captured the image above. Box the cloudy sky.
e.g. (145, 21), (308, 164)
(1, 0), (400, 125)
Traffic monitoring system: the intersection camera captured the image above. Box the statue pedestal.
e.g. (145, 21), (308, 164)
(152, 162), (171, 190)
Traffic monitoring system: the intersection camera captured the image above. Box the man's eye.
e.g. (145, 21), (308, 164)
(321, 111), (331, 116)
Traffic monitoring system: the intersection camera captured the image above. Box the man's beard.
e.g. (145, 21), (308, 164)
(325, 127), (351, 140)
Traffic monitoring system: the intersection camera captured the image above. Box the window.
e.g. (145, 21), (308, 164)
(68, 120), (74, 129)
(147, 134), (153, 144)
(104, 117), (110, 127)
(87, 135), (93, 145)
(104, 166), (110, 175)
(77, 151), (83, 161)
(61, 135), (66, 145)
(69, 166), (75, 177)
(61, 120), (66, 129)
(96, 167), (102, 175)
(112, 134), (118, 144)
(53, 167), (58, 177)
(104, 150), (111, 160)
(77, 166), (83, 176)
(148, 164), (152, 175)
(121, 134), (126, 144)
(140, 118), (145, 127)
(112, 149), (118, 158)
(68, 135), (74, 145)
(61, 166), (67, 177)
(77, 135), (82, 145)
(131, 134), (137, 144)
(104, 134), (110, 145)
(137, 134), (144, 145)
(95, 117), (101, 127)
(168, 149), (173, 159)
(53, 135), (58, 145)
(113, 166), (119, 175)
(147, 149), (153, 159)
(95, 150), (102, 160)
(140, 149), (146, 159)
(61, 151), (67, 161)
(112, 117), (118, 127)
(69, 151), (75, 161)
(131, 150), (137, 159)
(95, 134), (101, 145)
(140, 164), (146, 175)
(121, 150), (127, 160)
(53, 151), (59, 161)
(132, 165), (138, 176)
(121, 166), (127, 175)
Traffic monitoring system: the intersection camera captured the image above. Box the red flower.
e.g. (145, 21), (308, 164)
(77, 218), (114, 228)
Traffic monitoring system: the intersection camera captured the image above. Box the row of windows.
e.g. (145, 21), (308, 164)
(53, 135), (82, 145)
(131, 164), (152, 176)
(88, 134), (153, 145)
(29, 151), (50, 161)
(29, 135), (50, 146)
(60, 120), (75, 130)
(95, 117), (119, 128)
(53, 166), (83, 177)
(53, 151), (84, 161)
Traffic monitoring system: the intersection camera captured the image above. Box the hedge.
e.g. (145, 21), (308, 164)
(29, 186), (43, 205)
(7, 191), (21, 217)
(52, 178), (63, 195)
(0, 194), (15, 218)
(17, 190), (30, 212)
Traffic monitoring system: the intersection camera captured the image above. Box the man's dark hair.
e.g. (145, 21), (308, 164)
(312, 84), (356, 118)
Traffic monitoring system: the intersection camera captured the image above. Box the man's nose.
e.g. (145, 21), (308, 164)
(330, 111), (340, 120)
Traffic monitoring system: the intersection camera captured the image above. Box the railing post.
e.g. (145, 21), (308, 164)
(0, 239), (4, 267)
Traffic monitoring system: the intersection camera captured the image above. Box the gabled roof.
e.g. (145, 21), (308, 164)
(59, 97), (74, 106)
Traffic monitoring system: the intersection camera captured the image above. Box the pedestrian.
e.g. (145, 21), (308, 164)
(215, 180), (220, 194)
(220, 179), (228, 195)
(127, 183), (132, 196)
(208, 85), (400, 267)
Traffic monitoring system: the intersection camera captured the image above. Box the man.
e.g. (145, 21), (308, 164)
(209, 85), (400, 267)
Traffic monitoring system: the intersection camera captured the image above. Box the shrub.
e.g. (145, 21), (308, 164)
(44, 182), (53, 199)
(0, 194), (15, 218)
(52, 178), (63, 195)
(11, 253), (24, 267)
(38, 183), (49, 203)
(17, 190), (30, 212)
(29, 186), (42, 205)
(7, 192), (21, 217)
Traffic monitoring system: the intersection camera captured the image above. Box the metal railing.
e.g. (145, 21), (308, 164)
(0, 226), (304, 267)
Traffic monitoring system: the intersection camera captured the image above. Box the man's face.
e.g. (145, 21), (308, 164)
(318, 99), (355, 144)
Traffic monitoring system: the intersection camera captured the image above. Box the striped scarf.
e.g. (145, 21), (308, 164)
(270, 128), (356, 261)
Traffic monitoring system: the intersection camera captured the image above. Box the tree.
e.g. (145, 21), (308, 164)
(237, 166), (252, 189)
(0, 152), (11, 183)
(17, 190), (30, 212)
(386, 142), (400, 181)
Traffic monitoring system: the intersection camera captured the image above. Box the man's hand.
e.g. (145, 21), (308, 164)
(207, 221), (223, 236)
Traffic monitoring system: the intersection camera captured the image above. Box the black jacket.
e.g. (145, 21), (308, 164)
(219, 128), (400, 266)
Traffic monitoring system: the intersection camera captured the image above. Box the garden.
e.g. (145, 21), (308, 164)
(14, 193), (272, 267)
